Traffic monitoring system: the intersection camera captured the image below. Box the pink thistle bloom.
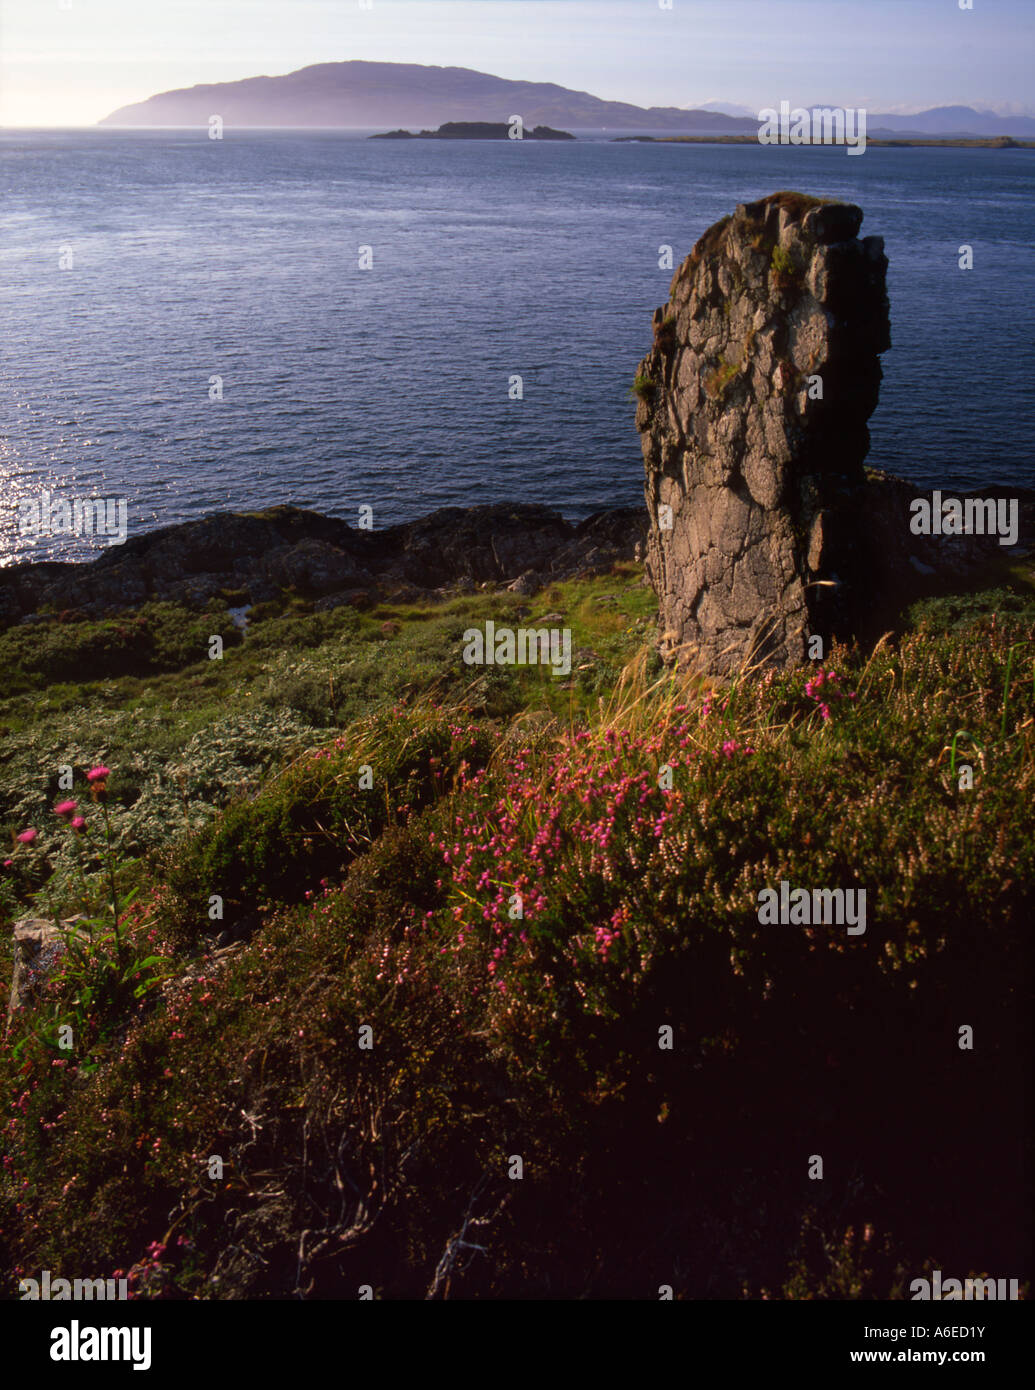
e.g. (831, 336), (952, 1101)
(53, 800), (77, 818)
(70, 816), (86, 832)
(3, 858), (12, 868)
(16, 829), (37, 844)
(86, 765), (111, 783)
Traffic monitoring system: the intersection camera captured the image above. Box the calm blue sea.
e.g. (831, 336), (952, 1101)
(1, 129), (1033, 565)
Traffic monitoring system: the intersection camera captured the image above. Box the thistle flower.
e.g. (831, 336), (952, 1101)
(16, 829), (37, 844)
(87, 765), (111, 800)
(54, 800), (77, 818)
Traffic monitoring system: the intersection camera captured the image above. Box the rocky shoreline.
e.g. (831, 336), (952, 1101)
(1, 482), (1031, 641)
(0, 502), (649, 629)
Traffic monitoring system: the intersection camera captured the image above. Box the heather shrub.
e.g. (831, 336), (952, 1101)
(159, 706), (497, 942)
(0, 583), (1030, 1298)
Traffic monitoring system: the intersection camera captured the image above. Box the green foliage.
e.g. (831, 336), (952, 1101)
(703, 354), (742, 399)
(630, 371), (656, 402)
(159, 707), (497, 942)
(12, 907), (166, 1077)
(0, 708), (317, 910)
(0, 602), (242, 694)
(0, 568), (1030, 1298)
(906, 585), (1035, 631)
(770, 243), (802, 289)
(7, 778), (171, 1082)
(0, 574), (655, 920)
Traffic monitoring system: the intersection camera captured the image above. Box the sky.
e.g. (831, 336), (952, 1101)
(0, 0), (1032, 128)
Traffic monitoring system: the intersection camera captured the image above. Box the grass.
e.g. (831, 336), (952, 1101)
(0, 562), (1031, 1299)
(630, 370), (657, 402)
(770, 243), (804, 292)
(703, 354), (743, 400)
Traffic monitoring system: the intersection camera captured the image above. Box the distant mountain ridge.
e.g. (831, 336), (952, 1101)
(99, 61), (752, 132)
(846, 104), (1035, 137)
(97, 62), (1035, 137)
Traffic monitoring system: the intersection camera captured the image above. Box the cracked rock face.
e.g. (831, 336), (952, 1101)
(635, 191), (890, 674)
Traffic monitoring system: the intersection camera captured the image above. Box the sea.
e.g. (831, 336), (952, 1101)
(1, 129), (1033, 565)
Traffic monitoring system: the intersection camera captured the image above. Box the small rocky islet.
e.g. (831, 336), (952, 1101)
(370, 120), (575, 140)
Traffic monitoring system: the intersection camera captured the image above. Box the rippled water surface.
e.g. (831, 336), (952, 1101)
(1, 130), (1032, 563)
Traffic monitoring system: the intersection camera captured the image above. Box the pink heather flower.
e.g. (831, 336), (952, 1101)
(70, 816), (86, 833)
(805, 668), (855, 720)
(86, 765), (111, 783)
(16, 829), (37, 844)
(53, 800), (77, 818)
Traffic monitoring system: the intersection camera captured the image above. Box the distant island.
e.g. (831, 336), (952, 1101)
(96, 61), (1035, 138)
(371, 121), (574, 141)
(97, 60), (755, 132)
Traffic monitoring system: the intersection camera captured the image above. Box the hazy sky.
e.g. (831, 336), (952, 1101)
(1, 0), (1032, 127)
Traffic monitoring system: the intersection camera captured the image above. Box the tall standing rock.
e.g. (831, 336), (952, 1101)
(635, 191), (890, 674)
